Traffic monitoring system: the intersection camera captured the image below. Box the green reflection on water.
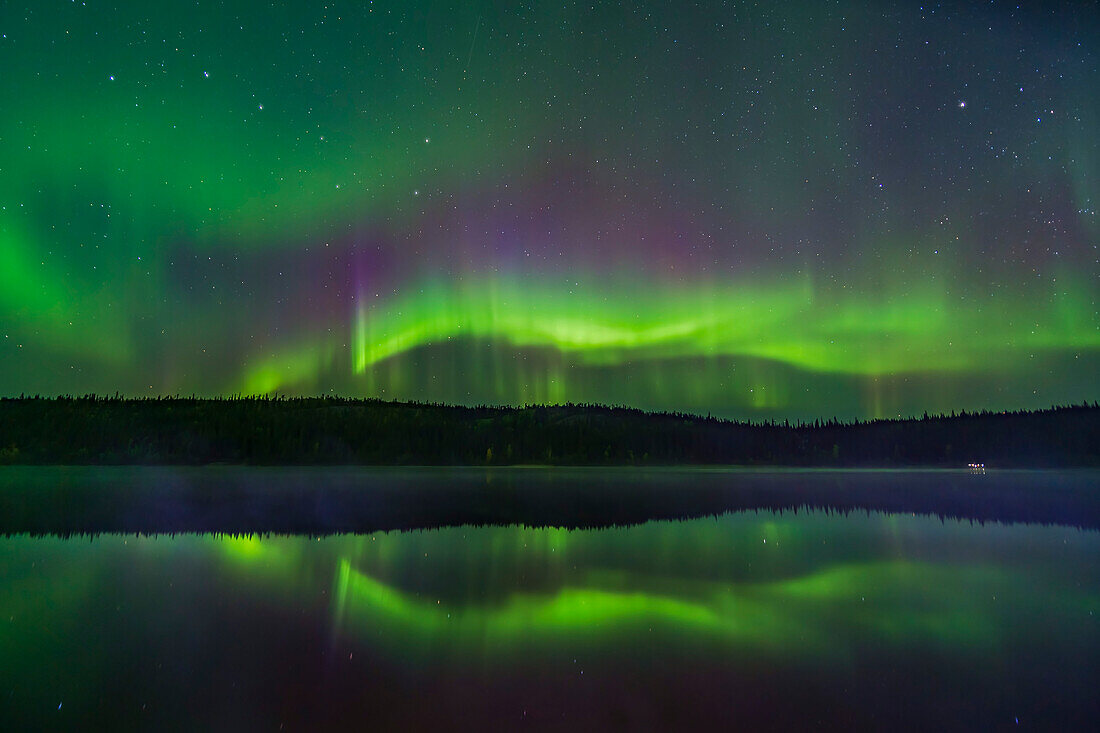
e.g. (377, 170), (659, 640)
(209, 512), (1099, 665)
(326, 556), (1016, 663)
(2, 510), (1098, 729)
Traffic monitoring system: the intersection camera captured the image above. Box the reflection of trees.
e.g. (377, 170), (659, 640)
(2, 463), (1098, 536)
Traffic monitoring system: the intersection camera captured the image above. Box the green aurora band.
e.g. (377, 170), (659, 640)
(348, 273), (1098, 376)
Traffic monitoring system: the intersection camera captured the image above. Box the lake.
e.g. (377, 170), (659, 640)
(1, 468), (1097, 729)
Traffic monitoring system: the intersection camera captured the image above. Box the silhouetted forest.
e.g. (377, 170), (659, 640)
(0, 396), (1097, 466)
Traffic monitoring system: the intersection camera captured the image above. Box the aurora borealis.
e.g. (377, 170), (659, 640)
(0, 1), (1096, 417)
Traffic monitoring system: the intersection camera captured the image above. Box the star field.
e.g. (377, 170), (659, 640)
(0, 1), (1096, 418)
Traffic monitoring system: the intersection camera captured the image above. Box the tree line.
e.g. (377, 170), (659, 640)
(0, 395), (1096, 466)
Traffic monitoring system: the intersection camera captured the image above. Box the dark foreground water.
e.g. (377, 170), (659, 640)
(0, 469), (1098, 730)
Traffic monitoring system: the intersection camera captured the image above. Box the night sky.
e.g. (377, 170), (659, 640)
(0, 1), (1096, 419)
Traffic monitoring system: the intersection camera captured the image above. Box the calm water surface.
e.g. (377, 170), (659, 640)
(0, 469), (1097, 730)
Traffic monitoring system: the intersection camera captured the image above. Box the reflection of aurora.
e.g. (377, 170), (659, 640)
(327, 560), (1007, 661)
(216, 514), (1100, 664)
(3, 511), (1099, 729)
